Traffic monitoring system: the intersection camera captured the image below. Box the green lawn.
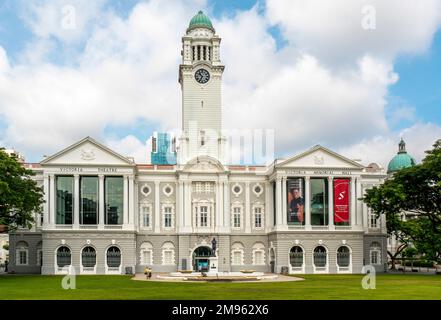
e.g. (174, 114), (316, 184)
(0, 274), (440, 300)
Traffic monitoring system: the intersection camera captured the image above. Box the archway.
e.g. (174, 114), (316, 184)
(192, 246), (212, 272)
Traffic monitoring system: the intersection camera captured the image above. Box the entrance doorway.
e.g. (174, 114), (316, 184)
(192, 246), (213, 272)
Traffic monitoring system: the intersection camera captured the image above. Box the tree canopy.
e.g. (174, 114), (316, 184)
(363, 139), (441, 262)
(0, 149), (44, 231)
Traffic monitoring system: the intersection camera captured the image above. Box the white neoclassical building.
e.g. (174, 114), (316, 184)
(8, 11), (388, 275)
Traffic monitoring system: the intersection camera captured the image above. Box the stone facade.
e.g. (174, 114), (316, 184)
(7, 12), (388, 275)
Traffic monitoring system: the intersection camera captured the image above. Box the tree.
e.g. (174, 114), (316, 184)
(0, 149), (44, 231)
(363, 139), (441, 266)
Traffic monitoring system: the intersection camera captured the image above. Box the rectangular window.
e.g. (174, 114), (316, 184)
(254, 207), (262, 228)
(233, 207), (241, 228)
(142, 251), (152, 265)
(80, 176), (98, 225)
(18, 250), (27, 265)
(310, 178), (329, 226)
(369, 211), (379, 228)
(164, 207), (172, 228)
(232, 251), (242, 265)
(164, 251), (173, 264)
(200, 206), (208, 227)
(204, 182), (212, 193)
(105, 176), (124, 225)
(254, 251), (263, 265)
(56, 176), (74, 224)
(287, 178), (306, 225)
(142, 206), (150, 228)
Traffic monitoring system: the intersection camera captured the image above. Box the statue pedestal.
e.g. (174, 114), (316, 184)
(207, 256), (218, 275)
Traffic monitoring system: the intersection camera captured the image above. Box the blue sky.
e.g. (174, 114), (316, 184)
(0, 0), (440, 165)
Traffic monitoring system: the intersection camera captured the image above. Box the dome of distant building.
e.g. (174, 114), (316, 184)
(387, 139), (416, 174)
(188, 10), (214, 31)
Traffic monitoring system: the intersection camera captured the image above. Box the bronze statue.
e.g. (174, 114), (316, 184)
(211, 237), (217, 256)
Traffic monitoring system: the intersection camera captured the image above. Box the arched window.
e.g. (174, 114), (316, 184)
(82, 247), (96, 268)
(370, 242), (381, 265)
(289, 246), (304, 268)
(56, 246), (71, 268)
(16, 241), (29, 266)
(337, 246), (351, 267)
(313, 246), (327, 268)
(107, 246), (121, 268)
(162, 242), (175, 265)
(140, 242), (153, 265)
(231, 242), (244, 265)
(252, 243), (265, 265)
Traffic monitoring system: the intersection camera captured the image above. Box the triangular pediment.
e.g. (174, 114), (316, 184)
(40, 137), (134, 166)
(277, 145), (365, 169)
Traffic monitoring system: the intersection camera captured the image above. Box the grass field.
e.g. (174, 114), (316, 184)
(0, 274), (440, 300)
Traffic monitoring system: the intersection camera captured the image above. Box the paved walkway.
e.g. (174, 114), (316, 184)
(132, 273), (304, 283)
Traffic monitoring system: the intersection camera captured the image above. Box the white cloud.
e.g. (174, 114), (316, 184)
(106, 135), (150, 164)
(338, 123), (441, 168)
(0, 0), (440, 165)
(266, 0), (441, 65)
(19, 0), (107, 43)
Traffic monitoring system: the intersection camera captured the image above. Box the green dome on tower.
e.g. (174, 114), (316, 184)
(188, 10), (214, 32)
(387, 139), (416, 174)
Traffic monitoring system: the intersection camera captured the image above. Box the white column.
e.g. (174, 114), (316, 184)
(154, 181), (160, 233)
(363, 202), (369, 230)
(276, 177), (282, 227)
(43, 174), (49, 227)
(184, 181), (192, 231)
(350, 178), (356, 226)
(128, 176), (135, 226)
(49, 174), (55, 226)
(74, 174), (80, 227)
(223, 181), (230, 230)
(123, 175), (129, 226)
(215, 181), (223, 232)
(356, 179), (362, 226)
(305, 176), (311, 230)
(177, 181), (184, 231)
(281, 177), (288, 229)
(98, 175), (104, 228)
(328, 176), (334, 230)
(245, 182), (251, 233)
(218, 181), (224, 229)
(265, 181), (271, 232)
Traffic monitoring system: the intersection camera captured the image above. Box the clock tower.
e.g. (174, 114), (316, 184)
(178, 11), (226, 164)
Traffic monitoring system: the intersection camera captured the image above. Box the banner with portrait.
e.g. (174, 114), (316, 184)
(333, 178), (350, 223)
(287, 178), (305, 225)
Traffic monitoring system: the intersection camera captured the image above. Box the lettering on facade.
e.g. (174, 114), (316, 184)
(284, 170), (353, 176)
(98, 167), (118, 173)
(60, 167), (83, 172)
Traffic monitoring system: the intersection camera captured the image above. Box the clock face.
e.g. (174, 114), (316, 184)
(195, 68), (210, 84)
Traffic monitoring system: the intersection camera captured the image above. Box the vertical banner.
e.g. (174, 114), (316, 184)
(334, 178), (350, 223)
(287, 178), (305, 225)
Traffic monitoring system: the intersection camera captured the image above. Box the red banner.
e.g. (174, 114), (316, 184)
(334, 178), (350, 223)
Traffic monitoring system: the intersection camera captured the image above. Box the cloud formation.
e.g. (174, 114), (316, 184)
(0, 0), (440, 166)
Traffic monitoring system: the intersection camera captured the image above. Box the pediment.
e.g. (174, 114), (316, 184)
(183, 156), (225, 173)
(40, 137), (134, 166)
(278, 145), (364, 169)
